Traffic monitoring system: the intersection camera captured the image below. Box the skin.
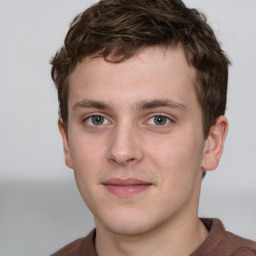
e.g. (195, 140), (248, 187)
(59, 45), (228, 256)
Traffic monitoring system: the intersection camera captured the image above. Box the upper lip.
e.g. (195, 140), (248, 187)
(102, 178), (152, 186)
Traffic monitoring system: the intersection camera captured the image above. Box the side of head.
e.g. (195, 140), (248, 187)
(51, 0), (230, 138)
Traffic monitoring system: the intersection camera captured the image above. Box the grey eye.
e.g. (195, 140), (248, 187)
(91, 115), (105, 125)
(154, 116), (167, 125)
(85, 115), (110, 126)
(148, 115), (171, 126)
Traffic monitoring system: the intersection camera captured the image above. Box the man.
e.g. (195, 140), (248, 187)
(50, 0), (256, 255)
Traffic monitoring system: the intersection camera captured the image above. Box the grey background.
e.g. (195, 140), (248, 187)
(0, 0), (255, 255)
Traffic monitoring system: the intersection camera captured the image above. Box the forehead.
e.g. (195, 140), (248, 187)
(68, 45), (197, 108)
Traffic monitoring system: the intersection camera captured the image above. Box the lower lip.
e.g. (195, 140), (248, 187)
(104, 184), (151, 197)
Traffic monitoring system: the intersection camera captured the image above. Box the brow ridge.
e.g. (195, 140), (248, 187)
(72, 98), (186, 112)
(136, 99), (187, 111)
(72, 99), (111, 110)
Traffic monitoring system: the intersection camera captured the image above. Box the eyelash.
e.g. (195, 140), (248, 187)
(83, 114), (111, 127)
(82, 113), (174, 128)
(146, 114), (173, 127)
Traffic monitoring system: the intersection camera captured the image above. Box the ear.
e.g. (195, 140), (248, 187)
(58, 119), (73, 169)
(201, 116), (228, 171)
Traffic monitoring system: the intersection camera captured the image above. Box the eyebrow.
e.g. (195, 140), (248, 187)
(72, 100), (111, 111)
(72, 98), (187, 112)
(136, 99), (187, 111)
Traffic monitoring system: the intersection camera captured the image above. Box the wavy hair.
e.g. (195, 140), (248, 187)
(51, 0), (230, 137)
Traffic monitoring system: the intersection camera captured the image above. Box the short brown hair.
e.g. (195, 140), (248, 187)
(51, 0), (230, 137)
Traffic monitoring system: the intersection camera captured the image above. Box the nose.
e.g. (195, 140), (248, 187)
(107, 123), (144, 166)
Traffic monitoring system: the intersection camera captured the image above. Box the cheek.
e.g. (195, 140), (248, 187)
(149, 137), (203, 206)
(70, 137), (105, 208)
(149, 135), (196, 167)
(69, 136), (106, 199)
(147, 133), (203, 184)
(70, 134), (105, 169)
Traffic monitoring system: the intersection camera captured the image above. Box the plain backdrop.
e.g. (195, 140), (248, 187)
(0, 0), (255, 255)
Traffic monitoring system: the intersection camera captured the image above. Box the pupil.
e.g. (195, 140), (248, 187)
(92, 116), (103, 125)
(154, 116), (166, 125)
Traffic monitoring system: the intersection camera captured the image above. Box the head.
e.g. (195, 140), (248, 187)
(50, 0), (229, 239)
(51, 0), (230, 138)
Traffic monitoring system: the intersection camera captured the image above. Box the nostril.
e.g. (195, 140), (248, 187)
(108, 157), (137, 166)
(127, 158), (136, 162)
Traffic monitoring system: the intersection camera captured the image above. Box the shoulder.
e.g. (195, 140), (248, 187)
(50, 229), (96, 256)
(193, 218), (256, 256)
(50, 237), (85, 256)
(226, 232), (256, 256)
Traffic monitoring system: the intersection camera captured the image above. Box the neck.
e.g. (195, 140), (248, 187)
(95, 216), (208, 256)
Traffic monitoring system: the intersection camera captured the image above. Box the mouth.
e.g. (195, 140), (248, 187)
(102, 178), (153, 197)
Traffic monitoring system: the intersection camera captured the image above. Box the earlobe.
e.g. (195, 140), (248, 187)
(58, 119), (74, 169)
(201, 116), (228, 171)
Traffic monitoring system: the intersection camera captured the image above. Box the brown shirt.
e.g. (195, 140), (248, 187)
(51, 219), (256, 256)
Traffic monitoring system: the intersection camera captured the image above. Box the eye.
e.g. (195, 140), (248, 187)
(85, 115), (110, 126)
(147, 115), (171, 126)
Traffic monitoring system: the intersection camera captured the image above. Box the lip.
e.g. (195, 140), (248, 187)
(102, 178), (152, 197)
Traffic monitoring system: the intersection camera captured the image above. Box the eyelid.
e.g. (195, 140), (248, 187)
(82, 112), (112, 127)
(81, 112), (175, 127)
(146, 113), (175, 126)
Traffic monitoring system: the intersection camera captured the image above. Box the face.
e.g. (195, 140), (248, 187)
(60, 46), (216, 236)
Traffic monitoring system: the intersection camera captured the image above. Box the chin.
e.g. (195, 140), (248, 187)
(96, 209), (160, 236)
(108, 222), (153, 236)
